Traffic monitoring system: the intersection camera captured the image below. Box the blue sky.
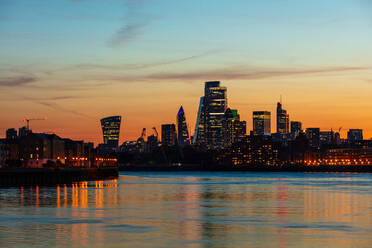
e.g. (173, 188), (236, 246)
(1, 0), (372, 67)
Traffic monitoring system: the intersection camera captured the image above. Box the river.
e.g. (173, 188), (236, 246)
(0, 172), (371, 247)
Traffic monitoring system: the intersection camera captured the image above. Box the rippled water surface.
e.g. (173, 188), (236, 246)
(0, 172), (371, 248)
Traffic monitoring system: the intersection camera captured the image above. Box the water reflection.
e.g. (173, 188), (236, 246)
(0, 173), (371, 248)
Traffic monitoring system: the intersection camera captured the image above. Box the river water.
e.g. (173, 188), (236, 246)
(0, 172), (371, 248)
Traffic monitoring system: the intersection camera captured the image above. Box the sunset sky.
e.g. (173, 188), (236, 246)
(1, 0), (372, 145)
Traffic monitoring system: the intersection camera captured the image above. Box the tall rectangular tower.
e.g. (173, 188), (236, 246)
(276, 102), (289, 134)
(195, 81), (227, 149)
(253, 111), (271, 136)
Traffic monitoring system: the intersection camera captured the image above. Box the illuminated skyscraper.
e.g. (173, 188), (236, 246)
(223, 108), (246, 147)
(276, 102), (289, 134)
(100, 116), (121, 148)
(177, 106), (190, 147)
(193, 97), (205, 144)
(161, 124), (177, 147)
(253, 111), (271, 136)
(194, 81), (227, 149)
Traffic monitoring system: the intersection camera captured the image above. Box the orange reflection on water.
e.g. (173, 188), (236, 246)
(20, 186), (24, 207)
(35, 186), (39, 208)
(95, 181), (104, 208)
(56, 185), (60, 208)
(64, 184), (67, 207)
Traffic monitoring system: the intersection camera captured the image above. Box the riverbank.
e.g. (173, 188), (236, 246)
(119, 164), (372, 173)
(0, 167), (118, 187)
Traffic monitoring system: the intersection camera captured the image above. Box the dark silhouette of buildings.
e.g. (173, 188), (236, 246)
(306, 128), (320, 148)
(6, 128), (17, 141)
(18, 126), (31, 137)
(290, 121), (302, 138)
(348, 129), (363, 143)
(162, 124), (177, 147)
(253, 111), (271, 136)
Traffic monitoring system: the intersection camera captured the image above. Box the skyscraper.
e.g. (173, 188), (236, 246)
(177, 106), (190, 147)
(223, 108), (246, 147)
(100, 116), (121, 149)
(194, 81), (227, 149)
(276, 101), (289, 134)
(253, 111), (271, 136)
(161, 124), (177, 147)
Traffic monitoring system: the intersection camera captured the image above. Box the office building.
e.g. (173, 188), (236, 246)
(277, 102), (289, 134)
(320, 131), (335, 145)
(161, 124), (177, 147)
(290, 121), (302, 137)
(223, 108), (246, 147)
(177, 106), (190, 147)
(100, 116), (121, 149)
(306, 128), (320, 148)
(18, 126), (31, 137)
(146, 135), (159, 153)
(6, 128), (17, 141)
(347, 129), (363, 143)
(253, 111), (271, 136)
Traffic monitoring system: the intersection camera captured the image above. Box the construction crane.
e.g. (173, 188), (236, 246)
(23, 117), (47, 130)
(138, 128), (146, 141)
(152, 127), (168, 163)
(152, 127), (159, 139)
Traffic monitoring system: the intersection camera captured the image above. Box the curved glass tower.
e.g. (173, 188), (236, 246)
(177, 106), (190, 147)
(100, 116), (121, 148)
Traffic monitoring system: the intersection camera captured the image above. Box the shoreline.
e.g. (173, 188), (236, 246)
(119, 164), (372, 173)
(0, 167), (118, 187)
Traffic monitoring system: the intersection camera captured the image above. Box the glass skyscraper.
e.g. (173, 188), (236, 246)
(194, 81), (227, 149)
(276, 102), (289, 134)
(253, 111), (271, 136)
(193, 97), (205, 144)
(100, 116), (121, 148)
(177, 106), (190, 147)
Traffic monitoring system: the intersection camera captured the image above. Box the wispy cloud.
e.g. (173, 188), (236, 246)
(100, 65), (372, 83)
(22, 96), (93, 119)
(0, 76), (37, 87)
(73, 50), (218, 71)
(107, 0), (152, 47)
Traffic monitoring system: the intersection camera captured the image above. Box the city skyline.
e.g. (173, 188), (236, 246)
(1, 0), (372, 144)
(5, 81), (372, 147)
